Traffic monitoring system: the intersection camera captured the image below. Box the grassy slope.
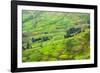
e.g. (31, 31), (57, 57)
(22, 10), (90, 62)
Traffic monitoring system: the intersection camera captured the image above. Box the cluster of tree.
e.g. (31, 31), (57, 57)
(64, 27), (81, 38)
(32, 36), (51, 43)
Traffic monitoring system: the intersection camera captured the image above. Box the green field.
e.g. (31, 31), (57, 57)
(22, 10), (90, 62)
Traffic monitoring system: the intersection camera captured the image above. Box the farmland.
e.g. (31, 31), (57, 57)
(22, 10), (90, 62)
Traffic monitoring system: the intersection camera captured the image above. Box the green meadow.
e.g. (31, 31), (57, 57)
(22, 10), (90, 62)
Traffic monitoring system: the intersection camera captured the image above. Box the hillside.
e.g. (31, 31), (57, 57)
(22, 10), (90, 62)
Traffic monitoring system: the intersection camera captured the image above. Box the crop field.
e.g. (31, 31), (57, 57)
(22, 10), (90, 62)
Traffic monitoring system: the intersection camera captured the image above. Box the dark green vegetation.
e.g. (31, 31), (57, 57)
(22, 10), (90, 62)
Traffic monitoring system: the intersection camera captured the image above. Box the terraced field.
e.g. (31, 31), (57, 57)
(22, 10), (90, 62)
